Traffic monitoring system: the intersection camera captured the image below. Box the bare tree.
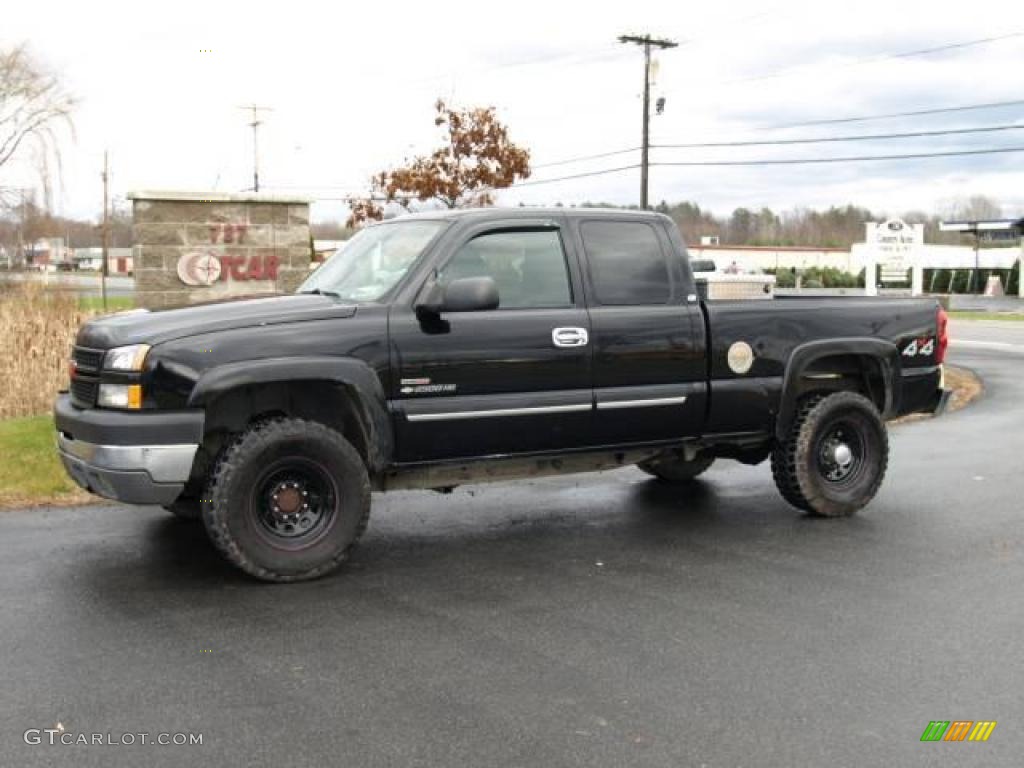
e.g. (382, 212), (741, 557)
(940, 194), (1002, 222)
(0, 44), (75, 176)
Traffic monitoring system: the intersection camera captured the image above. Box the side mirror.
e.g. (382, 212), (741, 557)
(416, 276), (499, 316)
(443, 277), (499, 312)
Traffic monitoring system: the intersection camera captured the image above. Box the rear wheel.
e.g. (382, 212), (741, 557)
(203, 418), (371, 582)
(638, 454), (715, 483)
(771, 391), (888, 517)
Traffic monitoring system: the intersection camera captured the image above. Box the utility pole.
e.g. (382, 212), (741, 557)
(239, 105), (273, 192)
(16, 188), (26, 269)
(618, 34), (677, 209)
(101, 150), (109, 312)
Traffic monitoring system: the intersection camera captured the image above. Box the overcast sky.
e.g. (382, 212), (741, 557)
(4, 0), (1024, 223)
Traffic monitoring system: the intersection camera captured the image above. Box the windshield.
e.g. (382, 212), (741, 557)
(299, 220), (445, 302)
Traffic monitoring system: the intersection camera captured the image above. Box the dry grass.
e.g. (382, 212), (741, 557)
(890, 364), (981, 425)
(0, 284), (88, 420)
(942, 365), (982, 413)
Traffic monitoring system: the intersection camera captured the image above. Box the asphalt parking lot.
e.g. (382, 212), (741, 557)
(2, 319), (1022, 767)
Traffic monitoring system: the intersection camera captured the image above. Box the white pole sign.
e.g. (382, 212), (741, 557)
(867, 219), (923, 284)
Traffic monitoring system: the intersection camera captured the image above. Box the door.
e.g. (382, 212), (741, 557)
(574, 218), (707, 445)
(389, 220), (593, 462)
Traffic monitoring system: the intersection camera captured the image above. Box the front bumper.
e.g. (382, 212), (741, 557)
(54, 394), (204, 505)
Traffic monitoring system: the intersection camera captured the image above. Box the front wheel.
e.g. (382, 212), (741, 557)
(771, 391), (888, 517)
(203, 418), (371, 582)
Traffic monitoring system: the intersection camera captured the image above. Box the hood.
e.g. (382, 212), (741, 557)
(76, 293), (358, 348)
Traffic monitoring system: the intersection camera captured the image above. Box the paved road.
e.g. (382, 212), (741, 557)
(2, 323), (1022, 767)
(950, 317), (1024, 350)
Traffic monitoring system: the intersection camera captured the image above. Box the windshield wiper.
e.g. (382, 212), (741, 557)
(300, 288), (343, 298)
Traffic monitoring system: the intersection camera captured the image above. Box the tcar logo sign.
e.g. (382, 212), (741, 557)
(177, 252), (222, 286)
(177, 252), (281, 286)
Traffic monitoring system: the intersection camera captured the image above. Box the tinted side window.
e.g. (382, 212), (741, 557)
(581, 221), (670, 305)
(439, 229), (572, 309)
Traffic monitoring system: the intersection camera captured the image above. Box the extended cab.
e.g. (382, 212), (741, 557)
(56, 208), (949, 581)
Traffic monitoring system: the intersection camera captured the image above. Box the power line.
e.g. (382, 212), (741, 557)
(769, 97), (1024, 129)
(286, 143), (1024, 198)
(729, 30), (1024, 85)
(477, 45), (629, 74)
(403, 45), (631, 90)
(512, 164), (642, 188)
(513, 122), (1024, 174)
(654, 122), (1024, 149)
(504, 145), (1024, 190)
(652, 145), (1024, 167)
(533, 146), (640, 169)
(265, 167), (642, 196)
(871, 31), (1024, 63)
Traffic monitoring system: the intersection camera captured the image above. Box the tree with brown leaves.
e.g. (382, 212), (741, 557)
(347, 99), (530, 227)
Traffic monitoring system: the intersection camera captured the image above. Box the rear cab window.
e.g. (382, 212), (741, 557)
(579, 220), (672, 305)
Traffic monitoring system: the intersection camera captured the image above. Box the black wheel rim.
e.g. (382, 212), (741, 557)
(250, 457), (338, 550)
(816, 418), (867, 486)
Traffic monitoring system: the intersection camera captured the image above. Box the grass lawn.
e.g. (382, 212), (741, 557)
(949, 310), (1024, 322)
(77, 295), (135, 313)
(0, 415), (91, 509)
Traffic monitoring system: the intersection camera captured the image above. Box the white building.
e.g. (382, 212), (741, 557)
(73, 247), (134, 274)
(686, 244), (856, 273)
(690, 219), (1023, 299)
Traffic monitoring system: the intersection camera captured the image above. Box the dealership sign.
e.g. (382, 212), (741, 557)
(865, 218), (923, 283)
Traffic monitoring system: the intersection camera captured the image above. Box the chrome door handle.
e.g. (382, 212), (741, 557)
(552, 327), (589, 348)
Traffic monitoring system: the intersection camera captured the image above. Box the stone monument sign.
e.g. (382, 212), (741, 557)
(129, 190), (312, 308)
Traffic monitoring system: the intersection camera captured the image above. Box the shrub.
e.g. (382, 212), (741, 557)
(948, 272), (962, 294)
(765, 268), (796, 288)
(765, 267), (861, 289)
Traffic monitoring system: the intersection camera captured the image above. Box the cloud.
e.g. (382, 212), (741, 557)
(4, 0), (1022, 222)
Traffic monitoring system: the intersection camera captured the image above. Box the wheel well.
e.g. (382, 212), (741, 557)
(200, 381), (373, 469)
(795, 353), (888, 413)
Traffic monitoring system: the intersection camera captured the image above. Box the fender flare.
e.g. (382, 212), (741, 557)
(775, 338), (900, 441)
(188, 356), (392, 470)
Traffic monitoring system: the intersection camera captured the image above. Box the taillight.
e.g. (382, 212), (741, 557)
(936, 306), (948, 364)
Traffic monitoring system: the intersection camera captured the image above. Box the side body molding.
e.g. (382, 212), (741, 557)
(775, 338), (900, 441)
(188, 356), (393, 470)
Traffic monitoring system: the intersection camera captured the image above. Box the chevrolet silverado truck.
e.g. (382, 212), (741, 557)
(56, 208), (949, 582)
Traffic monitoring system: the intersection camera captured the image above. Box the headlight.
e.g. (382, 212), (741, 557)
(104, 344), (150, 371)
(98, 383), (143, 409)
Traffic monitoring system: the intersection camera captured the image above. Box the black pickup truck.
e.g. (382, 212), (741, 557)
(56, 208), (949, 581)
